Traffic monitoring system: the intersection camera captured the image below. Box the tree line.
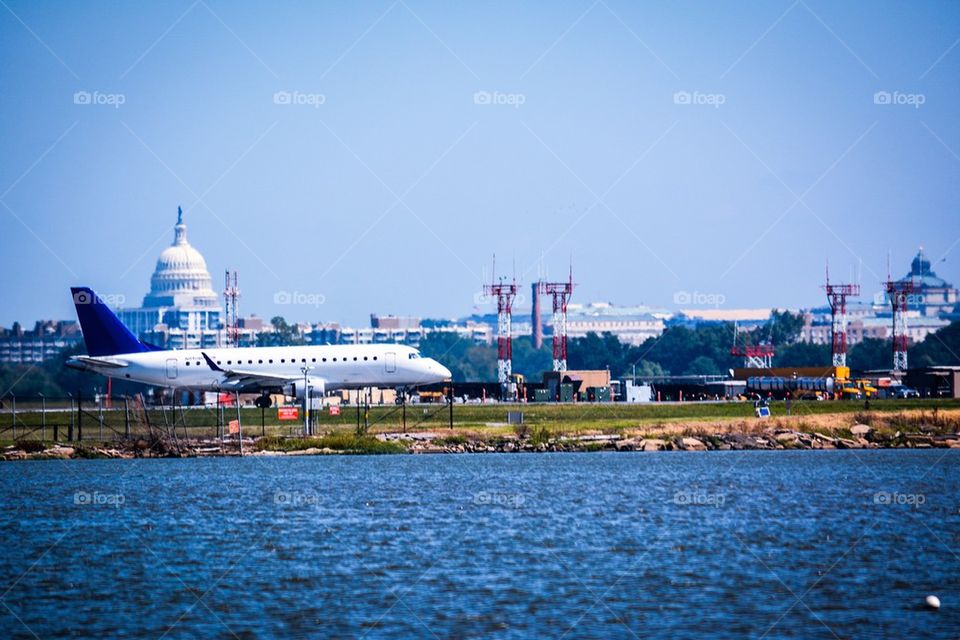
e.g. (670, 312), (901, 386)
(2, 312), (959, 394)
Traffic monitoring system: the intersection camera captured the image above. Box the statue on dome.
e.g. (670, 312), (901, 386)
(177, 205), (183, 225)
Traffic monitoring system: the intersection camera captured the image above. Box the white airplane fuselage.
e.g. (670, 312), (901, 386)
(70, 343), (451, 393)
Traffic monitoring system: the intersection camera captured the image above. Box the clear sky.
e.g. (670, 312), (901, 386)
(1, 0), (958, 327)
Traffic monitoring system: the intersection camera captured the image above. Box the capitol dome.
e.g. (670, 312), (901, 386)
(142, 207), (219, 309)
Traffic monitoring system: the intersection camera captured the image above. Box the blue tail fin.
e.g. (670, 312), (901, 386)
(71, 287), (156, 356)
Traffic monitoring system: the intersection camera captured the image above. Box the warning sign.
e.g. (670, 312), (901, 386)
(228, 419), (240, 434)
(328, 405), (341, 416)
(278, 406), (299, 421)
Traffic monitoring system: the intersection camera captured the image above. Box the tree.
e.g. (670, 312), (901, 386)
(257, 316), (306, 346)
(775, 342), (831, 367)
(687, 355), (721, 376)
(849, 338), (892, 371)
(912, 321), (960, 367)
(418, 332), (495, 382)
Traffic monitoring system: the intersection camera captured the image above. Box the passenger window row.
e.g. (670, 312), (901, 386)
(184, 355), (380, 366)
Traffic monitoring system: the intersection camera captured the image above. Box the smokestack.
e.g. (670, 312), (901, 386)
(532, 281), (543, 349)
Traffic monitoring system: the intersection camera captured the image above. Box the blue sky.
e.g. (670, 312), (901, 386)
(1, 0), (958, 326)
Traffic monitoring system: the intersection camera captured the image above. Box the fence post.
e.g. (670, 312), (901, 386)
(98, 393), (103, 441)
(77, 390), (83, 441)
(53, 423), (59, 441)
(40, 394), (46, 441)
(124, 396), (130, 438)
(448, 384), (453, 429)
(68, 397), (74, 441)
(11, 395), (15, 440)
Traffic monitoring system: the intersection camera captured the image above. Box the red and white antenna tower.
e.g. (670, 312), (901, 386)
(823, 265), (859, 368)
(885, 256), (913, 372)
(730, 322), (774, 368)
(483, 257), (517, 385)
(540, 265), (574, 372)
(224, 269), (240, 348)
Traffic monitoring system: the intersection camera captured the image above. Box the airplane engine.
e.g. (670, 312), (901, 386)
(284, 378), (326, 402)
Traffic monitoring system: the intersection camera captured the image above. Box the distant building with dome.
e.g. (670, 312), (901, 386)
(890, 248), (958, 318)
(118, 208), (222, 349)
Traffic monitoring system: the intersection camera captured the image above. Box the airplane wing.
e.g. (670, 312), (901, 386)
(201, 352), (323, 391)
(65, 355), (129, 371)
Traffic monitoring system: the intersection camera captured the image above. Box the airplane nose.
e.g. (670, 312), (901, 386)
(432, 360), (452, 379)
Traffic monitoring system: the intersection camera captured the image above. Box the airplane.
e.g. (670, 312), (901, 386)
(66, 286), (452, 406)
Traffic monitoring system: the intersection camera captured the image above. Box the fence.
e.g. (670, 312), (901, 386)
(0, 389), (457, 443)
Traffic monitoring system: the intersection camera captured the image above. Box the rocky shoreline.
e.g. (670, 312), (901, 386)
(3, 423), (960, 460)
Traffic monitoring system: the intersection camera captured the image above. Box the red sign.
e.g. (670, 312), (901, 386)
(328, 405), (341, 416)
(278, 406), (299, 421)
(228, 419), (240, 434)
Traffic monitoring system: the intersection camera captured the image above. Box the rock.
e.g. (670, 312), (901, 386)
(850, 424), (873, 437)
(775, 432), (799, 444)
(836, 438), (860, 449)
(925, 595), (940, 610)
(642, 438), (667, 451)
(615, 438), (639, 451)
(287, 447), (323, 456)
(45, 446), (75, 458)
(725, 434), (758, 450)
(679, 437), (707, 451)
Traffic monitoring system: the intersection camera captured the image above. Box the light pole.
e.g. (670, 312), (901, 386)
(301, 365), (313, 437)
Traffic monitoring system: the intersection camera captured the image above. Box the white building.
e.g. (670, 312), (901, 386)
(118, 208), (223, 350)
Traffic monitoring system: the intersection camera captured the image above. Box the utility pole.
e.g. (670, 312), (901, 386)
(301, 365), (312, 437)
(823, 265), (860, 368)
(483, 256), (518, 397)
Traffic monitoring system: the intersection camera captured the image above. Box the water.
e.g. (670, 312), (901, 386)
(1, 451), (958, 639)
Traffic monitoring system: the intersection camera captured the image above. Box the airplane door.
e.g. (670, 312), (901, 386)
(385, 352), (396, 373)
(166, 358), (178, 380)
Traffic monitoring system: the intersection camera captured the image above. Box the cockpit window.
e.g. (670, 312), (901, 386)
(408, 353), (420, 359)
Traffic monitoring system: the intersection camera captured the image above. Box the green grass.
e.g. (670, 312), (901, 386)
(2, 397), (958, 443)
(255, 434), (407, 455)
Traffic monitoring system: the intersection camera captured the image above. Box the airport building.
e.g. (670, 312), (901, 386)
(0, 320), (82, 363)
(800, 249), (957, 347)
(118, 209), (223, 350)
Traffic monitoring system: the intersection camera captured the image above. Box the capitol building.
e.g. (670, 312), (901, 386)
(118, 208), (222, 349)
